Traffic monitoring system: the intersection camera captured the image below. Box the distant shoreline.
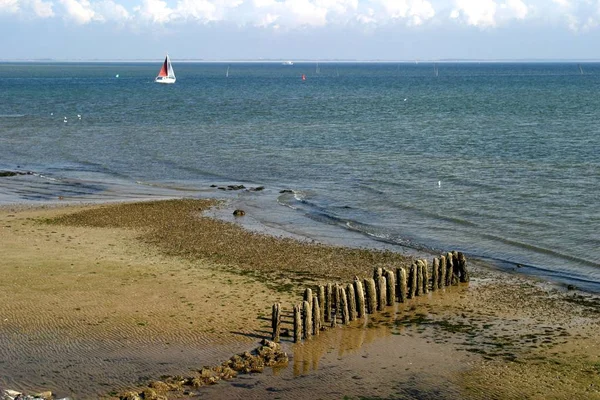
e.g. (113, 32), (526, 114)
(2, 59), (600, 63)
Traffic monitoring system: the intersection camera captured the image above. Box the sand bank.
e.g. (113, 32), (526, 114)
(0, 199), (598, 399)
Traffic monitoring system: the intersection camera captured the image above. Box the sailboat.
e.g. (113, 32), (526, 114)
(155, 55), (176, 84)
(226, 65), (230, 78)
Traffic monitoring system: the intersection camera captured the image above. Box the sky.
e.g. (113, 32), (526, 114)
(2, 0), (600, 60)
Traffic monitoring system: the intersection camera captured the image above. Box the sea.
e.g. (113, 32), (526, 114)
(1, 61), (599, 292)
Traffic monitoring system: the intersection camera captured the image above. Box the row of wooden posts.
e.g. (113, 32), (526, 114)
(271, 251), (469, 343)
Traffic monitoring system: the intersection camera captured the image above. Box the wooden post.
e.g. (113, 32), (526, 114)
(346, 283), (357, 321)
(409, 262), (418, 298)
(333, 284), (340, 325)
(431, 258), (439, 292)
(364, 278), (377, 314)
(318, 285), (326, 326)
(302, 300), (312, 339)
(446, 252), (454, 286)
(421, 259), (429, 294)
(397, 267), (407, 303)
(377, 276), (386, 311)
(354, 277), (366, 318)
(458, 252), (470, 282)
(293, 304), (302, 343)
(440, 255), (447, 288)
(304, 288), (313, 310)
(312, 295), (320, 336)
(384, 269), (395, 306)
(415, 261), (422, 297)
(272, 303), (281, 342)
(451, 251), (460, 285)
(373, 268), (383, 303)
(325, 283), (332, 323)
(339, 286), (350, 325)
(373, 267), (383, 281)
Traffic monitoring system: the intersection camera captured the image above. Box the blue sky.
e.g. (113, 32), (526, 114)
(2, 0), (600, 60)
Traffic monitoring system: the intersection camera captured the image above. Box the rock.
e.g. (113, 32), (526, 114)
(249, 186), (264, 192)
(210, 184), (217, 187)
(279, 189), (293, 194)
(227, 185), (246, 191)
(140, 388), (167, 400)
(119, 392), (142, 400)
(34, 392), (52, 400)
(148, 381), (171, 393)
(233, 209), (245, 217)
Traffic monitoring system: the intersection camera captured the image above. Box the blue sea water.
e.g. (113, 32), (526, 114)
(1, 61), (599, 291)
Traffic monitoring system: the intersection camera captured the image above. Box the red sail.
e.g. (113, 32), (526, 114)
(157, 58), (168, 77)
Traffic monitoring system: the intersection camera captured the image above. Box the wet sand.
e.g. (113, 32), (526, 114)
(1, 199), (599, 399)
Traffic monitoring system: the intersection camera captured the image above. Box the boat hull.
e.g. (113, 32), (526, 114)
(155, 76), (176, 84)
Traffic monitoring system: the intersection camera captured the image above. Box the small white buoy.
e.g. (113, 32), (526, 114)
(404, 98), (407, 101)
(115, 74), (119, 78)
(50, 112), (53, 116)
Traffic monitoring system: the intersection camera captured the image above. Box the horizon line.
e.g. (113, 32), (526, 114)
(2, 58), (600, 63)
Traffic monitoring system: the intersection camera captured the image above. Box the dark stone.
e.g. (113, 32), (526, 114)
(210, 184), (217, 187)
(233, 209), (246, 217)
(279, 189), (293, 194)
(227, 185), (246, 190)
(249, 186), (265, 192)
(0, 171), (21, 177)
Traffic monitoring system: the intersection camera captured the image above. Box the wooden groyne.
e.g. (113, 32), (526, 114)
(272, 251), (470, 343)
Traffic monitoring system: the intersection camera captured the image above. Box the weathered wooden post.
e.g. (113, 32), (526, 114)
(446, 252), (454, 286)
(452, 251), (460, 285)
(354, 277), (366, 318)
(415, 261), (422, 297)
(325, 283), (333, 323)
(397, 267), (407, 303)
(302, 300), (312, 339)
(457, 252), (470, 282)
(346, 283), (357, 321)
(384, 269), (395, 306)
(373, 267), (383, 302)
(272, 303), (281, 342)
(304, 288), (313, 310)
(318, 285), (326, 326)
(431, 258), (439, 292)
(293, 304), (302, 343)
(440, 255), (447, 288)
(312, 295), (321, 336)
(377, 275), (386, 311)
(364, 278), (377, 314)
(373, 267), (383, 281)
(339, 286), (350, 325)
(421, 259), (429, 294)
(410, 262), (418, 298)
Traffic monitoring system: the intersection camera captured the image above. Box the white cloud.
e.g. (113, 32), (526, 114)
(4, 0), (600, 33)
(30, 0), (54, 17)
(94, 0), (129, 22)
(374, 0), (435, 25)
(134, 0), (173, 23)
(450, 0), (532, 27)
(0, 0), (20, 14)
(59, 0), (96, 24)
(450, 0), (497, 27)
(505, 0), (528, 19)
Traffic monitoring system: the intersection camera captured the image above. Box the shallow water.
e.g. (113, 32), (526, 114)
(1, 61), (599, 291)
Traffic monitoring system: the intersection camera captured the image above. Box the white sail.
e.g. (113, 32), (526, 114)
(155, 55), (176, 84)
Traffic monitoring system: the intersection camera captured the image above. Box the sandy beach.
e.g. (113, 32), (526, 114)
(1, 199), (599, 399)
